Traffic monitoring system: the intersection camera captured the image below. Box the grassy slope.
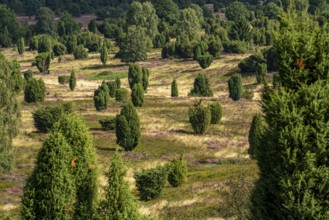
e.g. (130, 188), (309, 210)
(0, 48), (264, 219)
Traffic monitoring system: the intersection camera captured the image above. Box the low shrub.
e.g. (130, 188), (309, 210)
(99, 116), (116, 131)
(58, 75), (70, 85)
(209, 102), (223, 124)
(115, 88), (129, 102)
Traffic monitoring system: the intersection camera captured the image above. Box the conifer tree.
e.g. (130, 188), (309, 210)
(0, 54), (20, 173)
(17, 37), (25, 55)
(171, 79), (178, 97)
(21, 132), (76, 219)
(99, 152), (140, 220)
(248, 113), (264, 159)
(228, 73), (243, 101)
(188, 100), (211, 134)
(128, 63), (143, 89)
(24, 78), (46, 103)
(115, 77), (121, 89)
(100, 43), (108, 65)
(189, 73), (213, 97)
(116, 102), (141, 151)
(142, 67), (150, 91)
(168, 156), (188, 187)
(250, 9), (329, 219)
(131, 83), (144, 107)
(209, 102), (223, 124)
(94, 83), (110, 111)
(53, 114), (99, 219)
(69, 70), (76, 91)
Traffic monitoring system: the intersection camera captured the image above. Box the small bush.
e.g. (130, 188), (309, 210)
(189, 100), (211, 134)
(171, 79), (178, 97)
(134, 166), (168, 201)
(189, 74), (213, 97)
(24, 70), (34, 81)
(197, 53), (213, 69)
(24, 78), (46, 103)
(223, 41), (248, 54)
(238, 52), (265, 74)
(248, 113), (264, 159)
(94, 83), (110, 111)
(99, 116), (116, 131)
(17, 37), (25, 55)
(33, 103), (73, 133)
(37, 35), (53, 53)
(115, 88), (129, 102)
(209, 102), (223, 124)
(256, 63), (267, 84)
(53, 43), (67, 56)
(168, 156), (188, 187)
(74, 45), (88, 60)
(162, 42), (175, 59)
(33, 52), (51, 74)
(69, 70), (76, 91)
(106, 81), (117, 98)
(58, 75), (70, 85)
(228, 73), (243, 101)
(131, 83), (144, 107)
(142, 67), (150, 91)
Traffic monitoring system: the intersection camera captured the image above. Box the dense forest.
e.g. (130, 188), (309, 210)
(0, 0), (328, 219)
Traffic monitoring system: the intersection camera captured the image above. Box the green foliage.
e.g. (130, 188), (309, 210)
(0, 54), (20, 173)
(29, 36), (39, 51)
(115, 77), (121, 89)
(17, 37), (25, 55)
(238, 52), (266, 74)
(0, 5), (20, 47)
(100, 43), (108, 65)
(33, 103), (73, 133)
(64, 35), (77, 54)
(142, 67), (150, 91)
(177, 8), (201, 41)
(115, 88), (129, 102)
(189, 73), (213, 97)
(24, 70), (34, 81)
(225, 1), (250, 21)
(99, 116), (116, 131)
(229, 19), (253, 42)
(207, 35), (222, 58)
(35, 7), (57, 35)
(33, 52), (51, 73)
(262, 47), (279, 72)
(256, 63), (267, 84)
(24, 78), (46, 103)
(74, 45), (88, 60)
(171, 79), (178, 97)
(58, 75), (70, 85)
(223, 40), (248, 54)
(131, 83), (144, 107)
(57, 12), (81, 37)
(37, 35), (53, 53)
(69, 70), (76, 91)
(52, 114), (99, 219)
(53, 43), (67, 56)
(99, 152), (141, 220)
(188, 100), (211, 134)
(115, 102), (140, 151)
(153, 34), (166, 48)
(128, 63), (143, 89)
(76, 32), (102, 52)
(11, 60), (24, 93)
(168, 156), (188, 187)
(228, 73), (243, 101)
(87, 71), (127, 81)
(134, 166), (168, 201)
(248, 113), (264, 159)
(197, 53), (213, 69)
(94, 83), (110, 111)
(21, 131), (76, 219)
(162, 42), (176, 59)
(209, 102), (223, 124)
(151, 0), (179, 23)
(106, 81), (118, 98)
(117, 26), (149, 63)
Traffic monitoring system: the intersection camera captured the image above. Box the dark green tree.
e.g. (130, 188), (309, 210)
(128, 63), (143, 89)
(188, 100), (211, 134)
(115, 102), (141, 151)
(69, 70), (76, 91)
(17, 37), (25, 55)
(131, 83), (144, 107)
(238, 52), (266, 74)
(35, 7), (57, 36)
(57, 12), (81, 37)
(53, 43), (67, 56)
(209, 102), (223, 124)
(225, 1), (250, 21)
(171, 79), (178, 97)
(33, 52), (51, 74)
(99, 152), (141, 220)
(24, 78), (46, 103)
(0, 54), (21, 173)
(256, 63), (267, 84)
(151, 0), (179, 22)
(248, 113), (264, 159)
(115, 88), (129, 102)
(197, 53), (213, 69)
(228, 73), (243, 101)
(189, 73), (213, 97)
(21, 131), (76, 219)
(168, 156), (188, 187)
(37, 35), (53, 53)
(100, 42), (108, 65)
(94, 83), (110, 111)
(74, 45), (88, 60)
(142, 67), (150, 91)
(0, 5), (20, 47)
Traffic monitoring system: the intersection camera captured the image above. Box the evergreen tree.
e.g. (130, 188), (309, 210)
(131, 83), (144, 107)
(250, 10), (329, 219)
(24, 78), (46, 103)
(128, 63), (143, 89)
(171, 79), (178, 97)
(35, 7), (57, 36)
(0, 5), (20, 47)
(255, 63), (267, 84)
(188, 100), (211, 134)
(53, 114), (99, 219)
(116, 102), (141, 151)
(74, 45), (88, 60)
(33, 52), (51, 74)
(99, 152), (140, 220)
(168, 156), (188, 187)
(100, 43), (108, 65)
(209, 102), (223, 124)
(142, 67), (150, 91)
(115, 77), (121, 89)
(69, 70), (76, 91)
(0, 54), (20, 173)
(17, 37), (25, 55)
(94, 83), (110, 111)
(197, 53), (213, 69)
(21, 132), (76, 219)
(248, 114), (264, 159)
(228, 73), (243, 101)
